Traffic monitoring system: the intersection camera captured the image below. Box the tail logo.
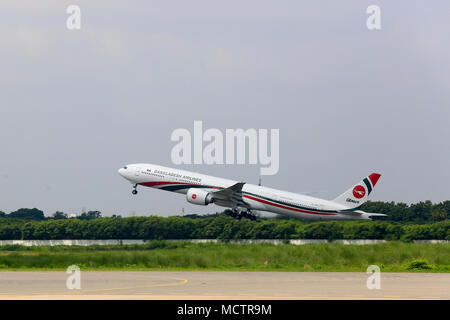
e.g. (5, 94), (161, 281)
(353, 185), (366, 199)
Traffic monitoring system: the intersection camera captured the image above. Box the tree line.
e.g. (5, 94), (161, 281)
(0, 208), (103, 221)
(0, 214), (448, 241)
(360, 200), (449, 223)
(0, 200), (448, 223)
(0, 200), (448, 241)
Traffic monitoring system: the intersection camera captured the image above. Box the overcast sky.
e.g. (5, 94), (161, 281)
(0, 1), (449, 217)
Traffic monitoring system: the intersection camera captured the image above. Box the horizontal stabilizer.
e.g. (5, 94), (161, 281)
(339, 210), (387, 220)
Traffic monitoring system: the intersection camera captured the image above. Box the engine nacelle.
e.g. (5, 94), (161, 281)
(186, 188), (213, 205)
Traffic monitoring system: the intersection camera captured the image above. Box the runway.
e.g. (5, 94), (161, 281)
(0, 271), (448, 300)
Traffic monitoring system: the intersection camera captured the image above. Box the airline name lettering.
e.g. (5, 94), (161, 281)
(153, 169), (202, 183)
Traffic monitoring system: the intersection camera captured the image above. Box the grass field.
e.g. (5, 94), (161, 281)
(0, 241), (448, 272)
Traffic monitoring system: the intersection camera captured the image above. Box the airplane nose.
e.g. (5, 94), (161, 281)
(118, 167), (127, 177)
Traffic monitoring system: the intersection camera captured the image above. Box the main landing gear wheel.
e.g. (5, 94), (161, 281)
(224, 209), (237, 218)
(132, 184), (138, 195)
(224, 209), (257, 221)
(240, 211), (257, 221)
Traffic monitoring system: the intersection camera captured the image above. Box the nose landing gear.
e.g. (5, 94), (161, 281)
(132, 184), (138, 195)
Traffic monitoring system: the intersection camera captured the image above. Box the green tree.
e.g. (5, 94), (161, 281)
(431, 208), (447, 221)
(9, 208), (45, 220)
(78, 210), (102, 220)
(52, 211), (68, 220)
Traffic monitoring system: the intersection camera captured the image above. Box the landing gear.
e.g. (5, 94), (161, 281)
(224, 209), (257, 221)
(224, 209), (238, 219)
(240, 210), (257, 221)
(132, 184), (138, 195)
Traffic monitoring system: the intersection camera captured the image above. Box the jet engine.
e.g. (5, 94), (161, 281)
(186, 188), (214, 205)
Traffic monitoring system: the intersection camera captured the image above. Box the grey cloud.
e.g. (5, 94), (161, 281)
(0, 0), (449, 216)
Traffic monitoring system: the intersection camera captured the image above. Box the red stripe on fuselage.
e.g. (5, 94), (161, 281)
(243, 195), (337, 216)
(139, 181), (192, 187)
(139, 181), (221, 190)
(139, 181), (337, 216)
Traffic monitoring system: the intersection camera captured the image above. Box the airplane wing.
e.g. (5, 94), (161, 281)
(210, 182), (248, 208)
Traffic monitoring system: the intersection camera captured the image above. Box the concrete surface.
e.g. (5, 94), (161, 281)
(0, 271), (448, 300)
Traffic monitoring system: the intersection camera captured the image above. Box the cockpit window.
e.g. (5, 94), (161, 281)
(123, 166), (128, 169)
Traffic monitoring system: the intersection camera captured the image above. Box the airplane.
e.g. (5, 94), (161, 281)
(118, 163), (386, 221)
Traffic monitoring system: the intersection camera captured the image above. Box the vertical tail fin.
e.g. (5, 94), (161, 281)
(332, 173), (381, 209)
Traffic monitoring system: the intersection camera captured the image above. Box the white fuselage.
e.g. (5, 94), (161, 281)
(118, 163), (372, 221)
